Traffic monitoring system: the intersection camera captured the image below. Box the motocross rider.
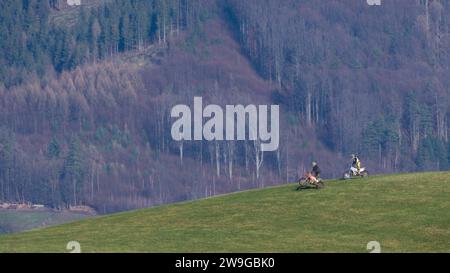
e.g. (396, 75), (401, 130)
(351, 154), (361, 175)
(311, 161), (321, 180)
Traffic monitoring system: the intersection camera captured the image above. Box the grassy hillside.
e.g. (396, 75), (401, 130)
(0, 211), (90, 235)
(0, 172), (449, 253)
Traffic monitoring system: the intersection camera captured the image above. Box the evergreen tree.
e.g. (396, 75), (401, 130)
(47, 136), (61, 159)
(60, 136), (85, 206)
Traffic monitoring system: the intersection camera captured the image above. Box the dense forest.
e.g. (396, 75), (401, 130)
(227, 0), (450, 170)
(0, 0), (204, 87)
(0, 0), (449, 213)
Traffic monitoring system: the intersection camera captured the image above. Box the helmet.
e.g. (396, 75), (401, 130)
(312, 161), (317, 166)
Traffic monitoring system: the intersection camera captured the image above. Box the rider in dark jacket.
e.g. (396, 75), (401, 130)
(311, 161), (321, 179)
(351, 154), (361, 174)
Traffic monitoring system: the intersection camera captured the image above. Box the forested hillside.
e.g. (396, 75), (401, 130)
(0, 0), (449, 213)
(0, 0), (204, 86)
(226, 0), (450, 171)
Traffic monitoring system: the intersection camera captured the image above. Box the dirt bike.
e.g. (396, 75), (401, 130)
(296, 173), (324, 190)
(342, 166), (369, 180)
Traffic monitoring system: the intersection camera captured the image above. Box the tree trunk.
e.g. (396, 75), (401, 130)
(306, 92), (312, 126)
(215, 142), (220, 177)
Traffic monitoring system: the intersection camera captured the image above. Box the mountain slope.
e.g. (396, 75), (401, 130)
(0, 172), (448, 253)
(1, 0), (449, 219)
(0, 2), (344, 213)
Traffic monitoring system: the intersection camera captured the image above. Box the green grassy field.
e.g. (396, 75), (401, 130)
(0, 172), (449, 253)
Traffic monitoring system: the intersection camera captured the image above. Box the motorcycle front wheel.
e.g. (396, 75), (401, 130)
(342, 172), (351, 180)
